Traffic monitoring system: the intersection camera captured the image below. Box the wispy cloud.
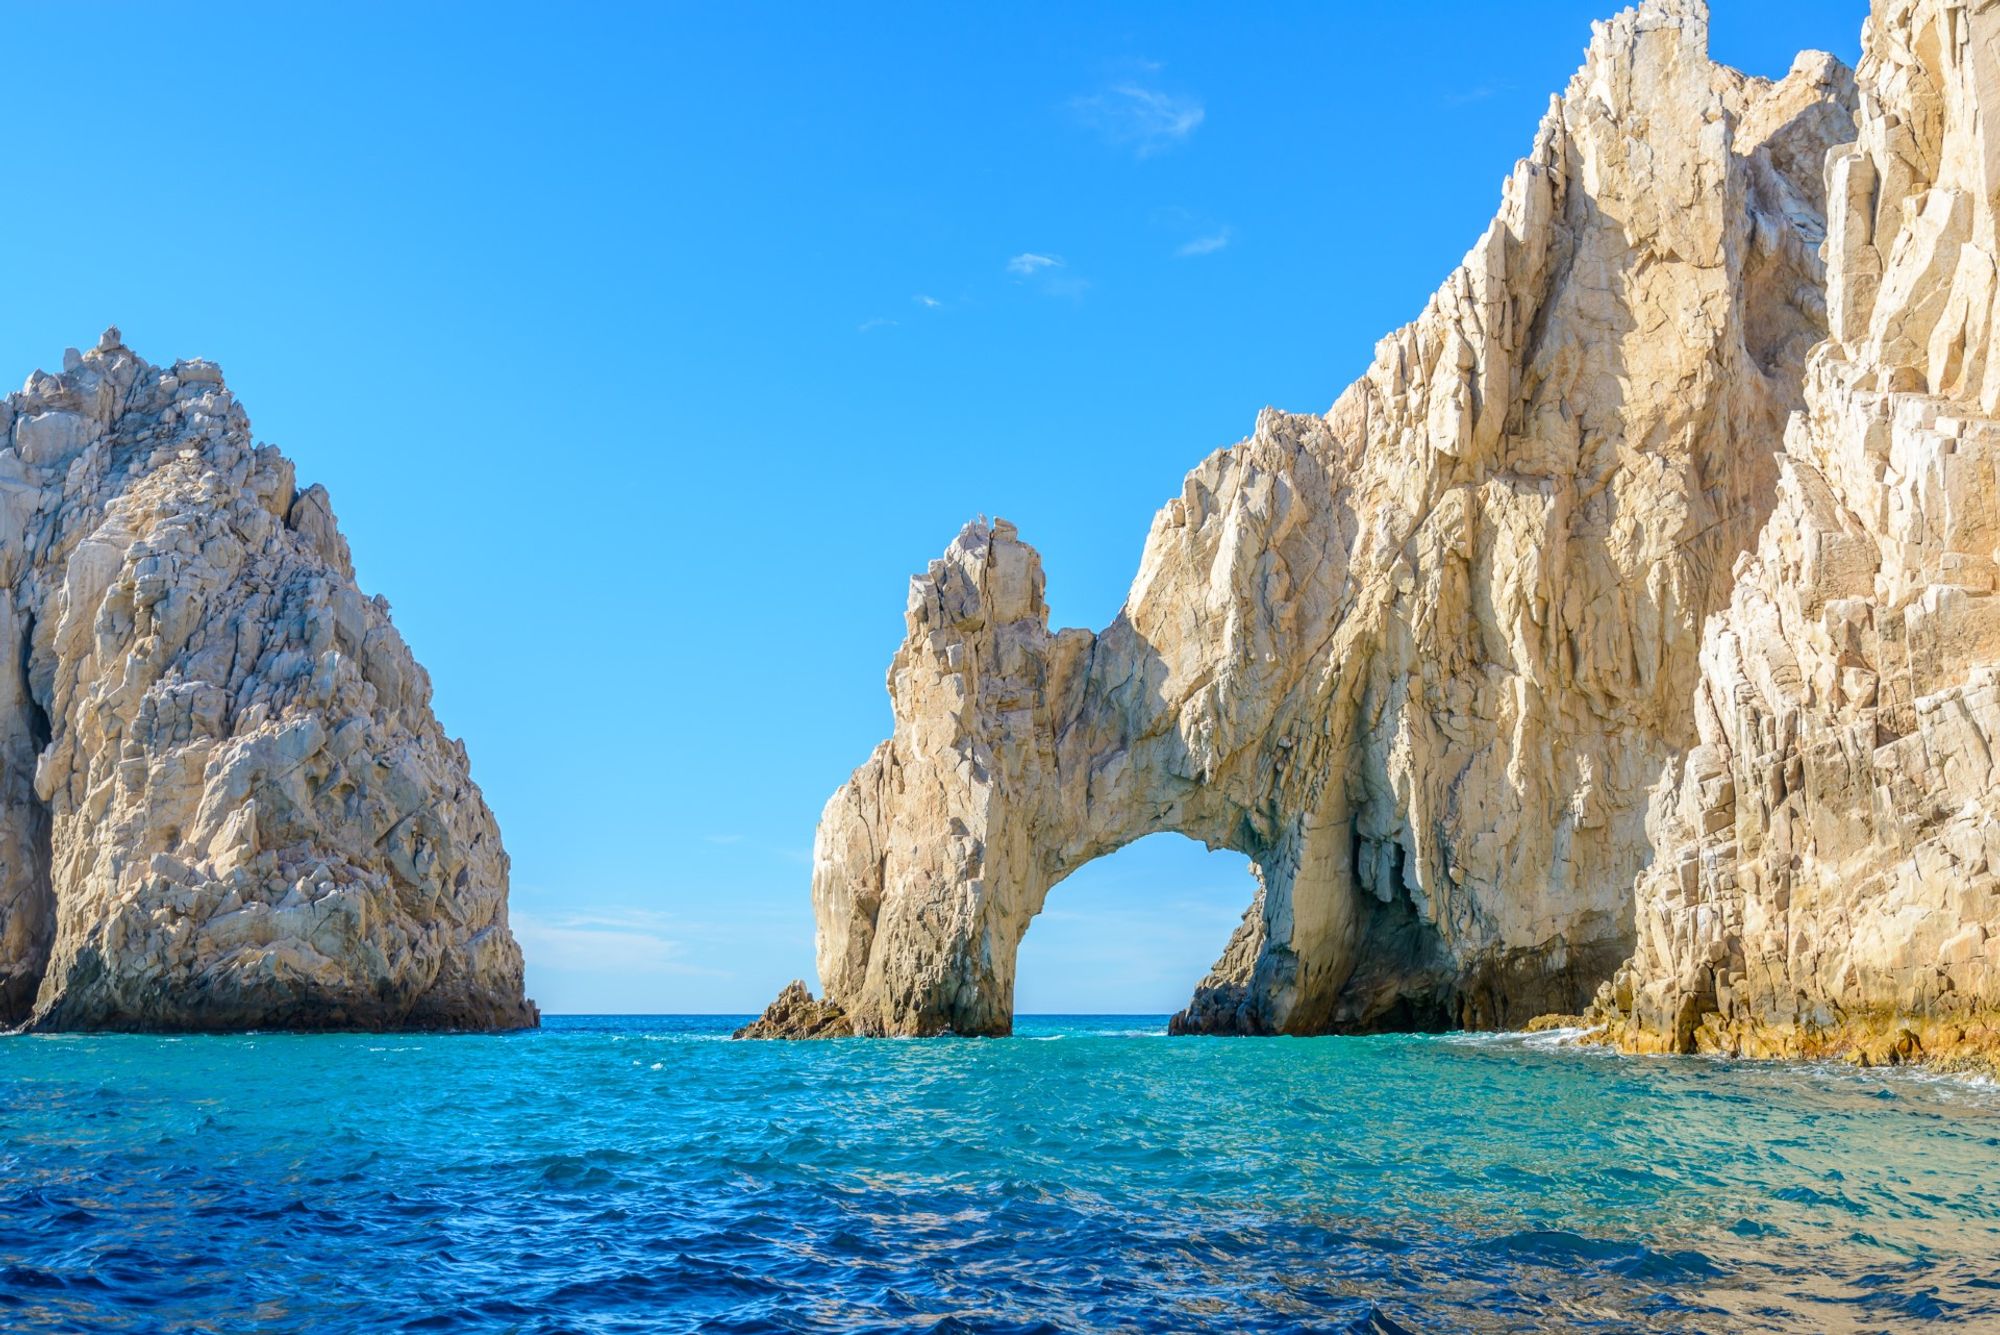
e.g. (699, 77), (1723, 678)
(1007, 252), (1063, 277)
(1152, 207), (1232, 260)
(1445, 83), (1511, 108)
(512, 909), (729, 977)
(913, 294), (943, 309)
(703, 833), (744, 846)
(1072, 81), (1204, 157)
(856, 316), (899, 334)
(1006, 253), (1088, 301)
(1177, 229), (1231, 257)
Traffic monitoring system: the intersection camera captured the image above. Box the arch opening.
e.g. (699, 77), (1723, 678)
(1010, 833), (1258, 1022)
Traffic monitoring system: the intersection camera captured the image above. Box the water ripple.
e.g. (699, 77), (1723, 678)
(1, 1016), (1996, 1332)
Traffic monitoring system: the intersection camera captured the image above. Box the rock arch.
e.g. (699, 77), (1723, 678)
(769, 1), (1859, 1037)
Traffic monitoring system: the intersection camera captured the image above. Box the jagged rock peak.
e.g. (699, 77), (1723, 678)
(750, 1), (1857, 1037)
(0, 337), (535, 1031)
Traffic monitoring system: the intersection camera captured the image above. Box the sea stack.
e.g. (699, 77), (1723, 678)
(0, 331), (535, 1031)
(751, 0), (1861, 1037)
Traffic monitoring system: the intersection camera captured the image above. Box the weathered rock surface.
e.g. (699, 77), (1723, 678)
(1593, 0), (2000, 1070)
(759, 1), (1858, 1036)
(0, 330), (535, 1031)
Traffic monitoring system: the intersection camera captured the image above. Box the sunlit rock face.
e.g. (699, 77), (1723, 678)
(1595, 0), (2000, 1067)
(762, 0), (1857, 1037)
(0, 330), (535, 1031)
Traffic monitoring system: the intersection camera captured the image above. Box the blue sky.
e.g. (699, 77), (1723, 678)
(2, 2), (1862, 1013)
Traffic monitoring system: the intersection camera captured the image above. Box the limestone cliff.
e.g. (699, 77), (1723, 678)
(0, 330), (535, 1031)
(1595, 0), (2000, 1068)
(752, 0), (1858, 1037)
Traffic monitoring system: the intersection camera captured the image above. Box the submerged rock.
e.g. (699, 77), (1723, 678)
(0, 335), (535, 1031)
(767, 0), (1860, 1036)
(1592, 0), (2000, 1070)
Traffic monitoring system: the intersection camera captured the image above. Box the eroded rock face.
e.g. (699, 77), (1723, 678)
(772, 0), (1857, 1037)
(1595, 0), (2000, 1067)
(0, 330), (535, 1031)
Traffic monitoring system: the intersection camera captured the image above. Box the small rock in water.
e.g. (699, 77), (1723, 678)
(734, 980), (851, 1039)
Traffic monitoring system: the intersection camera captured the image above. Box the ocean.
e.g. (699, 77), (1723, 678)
(1, 1014), (1994, 1333)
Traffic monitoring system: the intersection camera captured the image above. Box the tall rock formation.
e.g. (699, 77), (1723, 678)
(1597, 0), (2000, 1066)
(757, 0), (1858, 1037)
(0, 331), (535, 1031)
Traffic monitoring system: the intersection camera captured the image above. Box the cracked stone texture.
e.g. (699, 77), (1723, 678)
(765, 0), (1858, 1036)
(1594, 0), (2000, 1069)
(0, 330), (535, 1031)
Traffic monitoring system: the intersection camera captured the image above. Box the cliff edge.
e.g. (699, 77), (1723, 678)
(1591, 0), (2000, 1071)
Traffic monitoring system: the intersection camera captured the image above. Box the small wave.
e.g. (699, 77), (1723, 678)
(1438, 1029), (1533, 1047)
(1434, 1026), (1614, 1057)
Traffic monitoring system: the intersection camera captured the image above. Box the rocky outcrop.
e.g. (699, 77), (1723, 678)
(0, 330), (535, 1031)
(759, 1), (1858, 1036)
(734, 981), (852, 1039)
(1594, 0), (2000, 1070)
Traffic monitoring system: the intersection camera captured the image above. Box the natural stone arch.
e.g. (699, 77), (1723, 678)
(777, 2), (1857, 1039)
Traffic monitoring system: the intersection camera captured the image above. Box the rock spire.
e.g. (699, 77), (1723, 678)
(0, 336), (534, 1030)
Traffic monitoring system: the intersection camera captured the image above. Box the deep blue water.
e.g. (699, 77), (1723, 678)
(2, 1015), (1997, 1333)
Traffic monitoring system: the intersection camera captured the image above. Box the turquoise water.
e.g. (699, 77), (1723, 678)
(2, 1015), (1997, 1333)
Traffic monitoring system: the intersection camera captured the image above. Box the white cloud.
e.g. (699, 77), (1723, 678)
(1072, 82), (1204, 156)
(1007, 252), (1063, 277)
(856, 316), (899, 333)
(914, 294), (943, 308)
(1177, 229), (1231, 257)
